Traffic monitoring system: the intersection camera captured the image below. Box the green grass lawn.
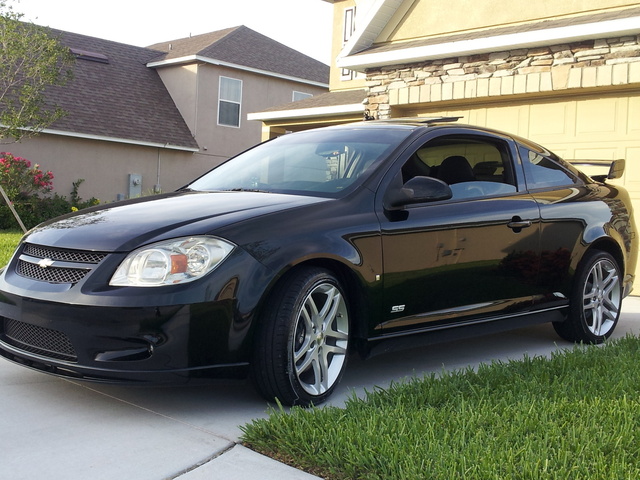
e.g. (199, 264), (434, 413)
(242, 336), (640, 479)
(0, 230), (22, 266)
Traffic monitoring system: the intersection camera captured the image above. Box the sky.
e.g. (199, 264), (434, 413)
(10, 0), (334, 64)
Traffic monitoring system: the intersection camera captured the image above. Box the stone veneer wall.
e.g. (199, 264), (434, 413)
(364, 36), (640, 119)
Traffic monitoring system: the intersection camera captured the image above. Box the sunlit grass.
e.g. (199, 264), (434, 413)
(242, 336), (640, 479)
(0, 230), (22, 266)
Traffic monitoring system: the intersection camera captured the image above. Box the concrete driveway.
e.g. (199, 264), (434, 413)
(2, 296), (639, 480)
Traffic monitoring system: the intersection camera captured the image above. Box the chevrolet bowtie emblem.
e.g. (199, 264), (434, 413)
(37, 258), (55, 268)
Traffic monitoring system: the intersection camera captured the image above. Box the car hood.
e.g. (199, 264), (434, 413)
(24, 191), (329, 251)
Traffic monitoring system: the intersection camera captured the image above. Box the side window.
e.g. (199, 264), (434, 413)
(400, 136), (518, 200)
(218, 77), (242, 127)
(519, 146), (581, 189)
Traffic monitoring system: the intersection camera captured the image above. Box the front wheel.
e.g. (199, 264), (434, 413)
(251, 268), (350, 406)
(553, 250), (622, 344)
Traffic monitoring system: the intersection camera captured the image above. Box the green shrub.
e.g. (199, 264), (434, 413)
(0, 178), (99, 230)
(0, 152), (99, 230)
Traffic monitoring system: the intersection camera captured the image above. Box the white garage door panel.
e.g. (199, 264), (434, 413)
(575, 98), (619, 135)
(572, 148), (618, 159)
(485, 107), (520, 134)
(530, 102), (572, 138)
(628, 97), (640, 135)
(625, 146), (640, 199)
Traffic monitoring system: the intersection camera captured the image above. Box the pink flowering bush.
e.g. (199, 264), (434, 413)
(0, 153), (100, 229)
(0, 152), (54, 200)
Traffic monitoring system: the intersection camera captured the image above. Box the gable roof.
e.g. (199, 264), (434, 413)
(147, 26), (329, 87)
(339, 2), (640, 70)
(44, 30), (198, 151)
(338, 0), (406, 59)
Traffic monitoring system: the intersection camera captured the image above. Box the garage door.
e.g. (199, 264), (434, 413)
(406, 91), (640, 289)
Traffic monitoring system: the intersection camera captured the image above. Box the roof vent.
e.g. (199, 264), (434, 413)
(70, 48), (109, 64)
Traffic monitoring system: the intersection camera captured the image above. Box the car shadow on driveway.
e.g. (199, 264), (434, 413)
(2, 297), (639, 480)
(62, 298), (640, 438)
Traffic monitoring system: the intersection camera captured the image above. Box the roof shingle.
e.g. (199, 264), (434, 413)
(148, 26), (329, 85)
(46, 30), (198, 150)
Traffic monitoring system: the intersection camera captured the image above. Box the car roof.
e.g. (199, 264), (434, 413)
(320, 117), (510, 137)
(357, 117), (556, 159)
(300, 118), (553, 154)
(366, 116), (464, 126)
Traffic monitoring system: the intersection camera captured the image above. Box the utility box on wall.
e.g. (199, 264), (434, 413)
(128, 174), (142, 198)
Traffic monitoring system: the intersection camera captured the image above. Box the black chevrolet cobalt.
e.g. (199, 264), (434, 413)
(0, 119), (636, 406)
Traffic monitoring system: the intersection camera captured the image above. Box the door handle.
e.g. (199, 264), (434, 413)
(507, 216), (532, 232)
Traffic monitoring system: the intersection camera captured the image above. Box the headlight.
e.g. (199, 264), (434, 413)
(109, 236), (235, 287)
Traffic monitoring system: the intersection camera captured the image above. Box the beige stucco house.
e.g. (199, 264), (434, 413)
(4, 26), (328, 203)
(251, 0), (640, 224)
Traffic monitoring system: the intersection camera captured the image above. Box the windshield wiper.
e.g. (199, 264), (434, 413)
(227, 188), (270, 193)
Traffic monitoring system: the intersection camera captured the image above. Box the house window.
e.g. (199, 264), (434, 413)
(341, 7), (356, 81)
(218, 76), (242, 127)
(293, 91), (313, 102)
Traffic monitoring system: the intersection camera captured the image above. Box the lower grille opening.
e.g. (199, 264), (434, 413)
(2, 318), (77, 362)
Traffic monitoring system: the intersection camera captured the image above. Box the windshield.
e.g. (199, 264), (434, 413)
(187, 127), (412, 196)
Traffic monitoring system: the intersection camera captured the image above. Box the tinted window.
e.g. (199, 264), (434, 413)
(519, 146), (582, 189)
(400, 136), (517, 200)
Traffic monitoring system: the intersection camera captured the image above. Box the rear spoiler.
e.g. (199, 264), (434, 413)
(567, 159), (625, 182)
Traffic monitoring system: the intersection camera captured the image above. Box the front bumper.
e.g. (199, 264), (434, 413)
(0, 244), (270, 384)
(0, 296), (251, 383)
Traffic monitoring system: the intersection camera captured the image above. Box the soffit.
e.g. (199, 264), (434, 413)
(339, 4), (640, 70)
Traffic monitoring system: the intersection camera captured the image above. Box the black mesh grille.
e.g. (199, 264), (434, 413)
(23, 244), (107, 264)
(17, 260), (89, 284)
(15, 243), (107, 285)
(3, 318), (77, 361)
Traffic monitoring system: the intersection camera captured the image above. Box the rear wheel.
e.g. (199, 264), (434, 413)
(553, 250), (622, 344)
(251, 268), (350, 406)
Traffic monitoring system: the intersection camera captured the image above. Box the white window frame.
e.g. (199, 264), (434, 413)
(218, 76), (243, 128)
(341, 7), (356, 81)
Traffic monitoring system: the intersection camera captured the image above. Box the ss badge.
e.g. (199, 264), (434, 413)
(391, 305), (405, 313)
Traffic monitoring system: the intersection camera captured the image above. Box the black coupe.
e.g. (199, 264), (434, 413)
(0, 118), (636, 406)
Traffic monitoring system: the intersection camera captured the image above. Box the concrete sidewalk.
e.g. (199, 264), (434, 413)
(1, 296), (639, 479)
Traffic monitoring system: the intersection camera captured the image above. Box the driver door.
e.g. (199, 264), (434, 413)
(376, 132), (542, 334)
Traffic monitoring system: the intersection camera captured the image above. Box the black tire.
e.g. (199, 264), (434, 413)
(553, 250), (622, 344)
(251, 267), (350, 406)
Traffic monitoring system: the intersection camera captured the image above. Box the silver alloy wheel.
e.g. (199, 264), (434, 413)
(292, 283), (349, 396)
(581, 257), (621, 337)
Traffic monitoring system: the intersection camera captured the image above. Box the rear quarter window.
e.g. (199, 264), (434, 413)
(519, 146), (584, 190)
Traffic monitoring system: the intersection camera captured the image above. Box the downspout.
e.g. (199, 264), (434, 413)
(155, 148), (162, 194)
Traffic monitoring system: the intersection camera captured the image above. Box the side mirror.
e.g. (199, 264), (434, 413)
(385, 176), (452, 208)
